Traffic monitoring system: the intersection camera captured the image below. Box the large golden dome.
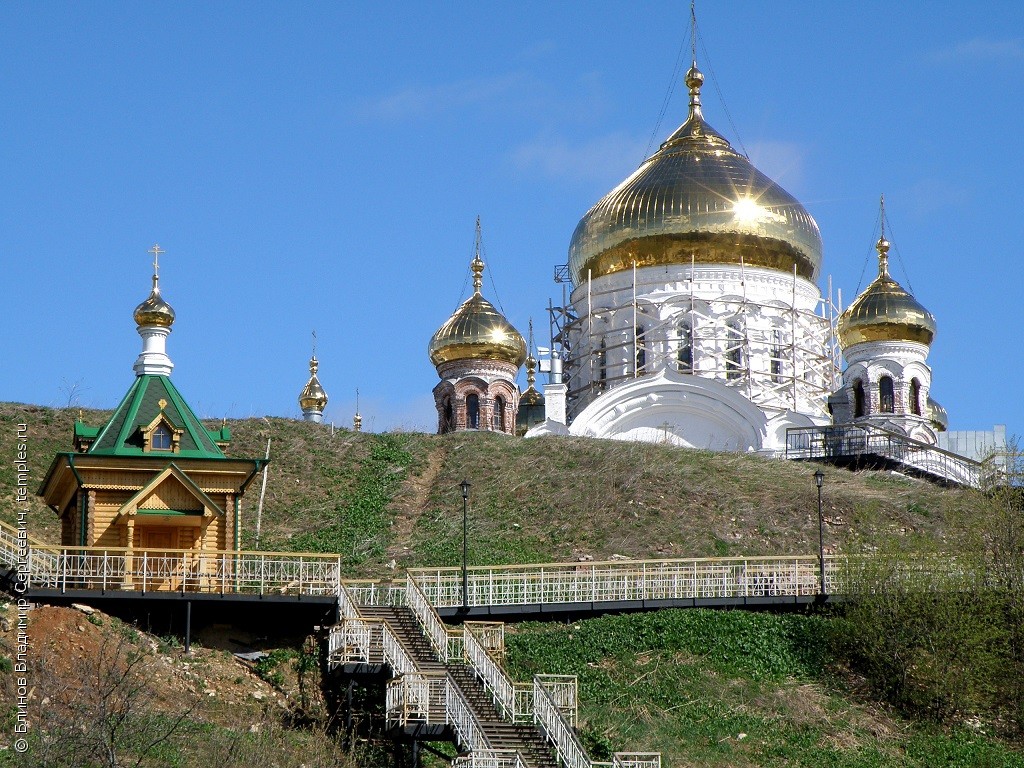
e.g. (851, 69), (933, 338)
(429, 254), (526, 368)
(837, 236), (936, 348)
(568, 64), (822, 285)
(133, 275), (176, 328)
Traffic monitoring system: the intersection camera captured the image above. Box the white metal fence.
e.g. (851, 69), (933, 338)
(410, 556), (837, 609)
(452, 750), (528, 768)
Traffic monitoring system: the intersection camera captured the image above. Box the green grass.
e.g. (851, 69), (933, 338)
(504, 609), (1024, 767)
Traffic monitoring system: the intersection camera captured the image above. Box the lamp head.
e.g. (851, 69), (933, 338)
(460, 479), (471, 500)
(814, 469), (825, 489)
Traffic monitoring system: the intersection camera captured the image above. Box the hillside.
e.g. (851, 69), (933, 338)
(0, 402), (985, 570)
(2, 401), (1021, 767)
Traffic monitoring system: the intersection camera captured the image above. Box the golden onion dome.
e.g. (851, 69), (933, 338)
(519, 354), (545, 406)
(133, 275), (176, 327)
(837, 235), (936, 348)
(429, 254), (527, 368)
(927, 397), (948, 432)
(568, 63), (822, 286)
(298, 356), (329, 411)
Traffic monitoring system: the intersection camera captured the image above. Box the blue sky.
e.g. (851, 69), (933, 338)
(1, 2), (1022, 436)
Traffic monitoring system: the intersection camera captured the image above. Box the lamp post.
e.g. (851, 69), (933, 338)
(460, 479), (470, 613)
(814, 469), (825, 596)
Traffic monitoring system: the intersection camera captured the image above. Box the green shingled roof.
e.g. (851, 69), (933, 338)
(87, 375), (228, 459)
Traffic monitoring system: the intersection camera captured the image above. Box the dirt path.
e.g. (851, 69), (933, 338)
(387, 443), (446, 566)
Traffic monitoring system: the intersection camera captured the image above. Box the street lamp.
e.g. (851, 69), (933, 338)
(814, 469), (825, 596)
(460, 479), (471, 613)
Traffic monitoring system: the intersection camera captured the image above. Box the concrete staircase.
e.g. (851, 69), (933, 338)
(358, 605), (559, 767)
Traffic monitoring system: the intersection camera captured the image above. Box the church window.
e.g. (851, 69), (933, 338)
(635, 326), (646, 375)
(725, 320), (743, 380)
(879, 375), (895, 414)
(152, 424), (172, 451)
(597, 339), (607, 390)
(853, 380), (866, 417)
(492, 396), (506, 432)
(466, 394), (480, 429)
(677, 320), (693, 373)
(910, 378), (922, 415)
(770, 329), (784, 383)
(443, 398), (454, 432)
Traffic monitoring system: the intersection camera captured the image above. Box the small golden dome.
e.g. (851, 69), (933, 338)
(568, 62), (822, 285)
(927, 397), (948, 432)
(519, 354), (545, 406)
(429, 254), (526, 368)
(133, 275), (176, 328)
(837, 235), (936, 348)
(298, 356), (329, 411)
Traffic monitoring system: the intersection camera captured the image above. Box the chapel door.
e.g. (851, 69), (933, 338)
(140, 527), (181, 591)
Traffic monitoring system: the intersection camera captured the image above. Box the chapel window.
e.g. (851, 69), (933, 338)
(879, 375), (895, 414)
(152, 424), (172, 451)
(677, 320), (693, 373)
(910, 378), (922, 416)
(853, 380), (866, 418)
(492, 396), (506, 432)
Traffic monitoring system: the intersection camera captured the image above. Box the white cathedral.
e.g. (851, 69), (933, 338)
(408, 54), (1002, 484)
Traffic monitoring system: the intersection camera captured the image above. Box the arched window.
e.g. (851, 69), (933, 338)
(853, 380), (866, 418)
(677, 320), (693, 373)
(879, 375), (895, 414)
(910, 378), (921, 415)
(597, 338), (607, 390)
(152, 424), (172, 451)
(492, 396), (506, 432)
(466, 394), (480, 429)
(770, 329), (784, 383)
(725, 320), (743, 380)
(443, 398), (454, 433)
(635, 325), (646, 375)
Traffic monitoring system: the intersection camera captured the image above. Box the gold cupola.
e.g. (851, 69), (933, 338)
(927, 397), (948, 433)
(133, 244), (175, 328)
(298, 355), (329, 422)
(836, 233), (936, 349)
(568, 60), (822, 285)
(428, 251), (527, 368)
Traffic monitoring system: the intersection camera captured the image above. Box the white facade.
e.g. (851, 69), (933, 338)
(551, 263), (838, 451)
(832, 339), (936, 444)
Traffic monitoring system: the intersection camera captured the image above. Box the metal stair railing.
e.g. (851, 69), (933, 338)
(785, 424), (983, 487)
(445, 674), (493, 752)
(406, 573), (462, 662)
(452, 750), (529, 768)
(345, 579), (407, 608)
(533, 675), (589, 768)
(463, 623), (523, 723)
(609, 755), (662, 768)
(386, 672), (447, 726)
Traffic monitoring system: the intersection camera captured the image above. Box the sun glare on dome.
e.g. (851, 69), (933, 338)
(732, 197), (763, 223)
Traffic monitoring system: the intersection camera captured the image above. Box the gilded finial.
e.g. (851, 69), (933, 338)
(526, 318), (538, 387)
(354, 388), (362, 431)
(685, 2), (704, 121)
(309, 355), (319, 375)
(148, 244), (165, 290)
(876, 195), (890, 277)
(471, 216), (485, 295)
(134, 244), (176, 328)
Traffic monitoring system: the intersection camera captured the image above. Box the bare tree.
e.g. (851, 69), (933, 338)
(25, 633), (198, 767)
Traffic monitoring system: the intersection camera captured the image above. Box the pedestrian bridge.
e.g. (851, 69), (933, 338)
(2, 519), (851, 768)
